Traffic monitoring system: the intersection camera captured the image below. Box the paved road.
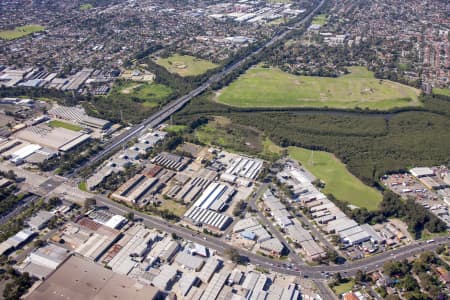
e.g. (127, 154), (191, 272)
(93, 193), (450, 279)
(70, 0), (327, 177)
(7, 163), (450, 285)
(0, 194), (40, 226)
(313, 280), (338, 300)
(248, 183), (304, 265)
(296, 209), (346, 259)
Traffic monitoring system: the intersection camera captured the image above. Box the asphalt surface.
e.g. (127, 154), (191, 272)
(248, 183), (304, 265)
(0, 194), (40, 226)
(70, 0), (327, 177)
(94, 194), (450, 280)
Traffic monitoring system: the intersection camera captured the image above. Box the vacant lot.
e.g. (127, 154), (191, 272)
(288, 147), (382, 211)
(0, 25), (45, 40)
(164, 125), (187, 134)
(48, 120), (82, 131)
(217, 66), (421, 110)
(111, 81), (173, 108)
(195, 117), (263, 154)
(156, 54), (218, 77)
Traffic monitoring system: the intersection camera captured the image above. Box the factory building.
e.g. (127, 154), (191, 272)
(223, 154), (263, 180)
(259, 238), (285, 256)
(152, 151), (191, 171)
(193, 182), (235, 212)
(0, 229), (36, 255)
(15, 124), (91, 152)
(199, 268), (230, 300)
(27, 210), (54, 230)
(26, 256), (162, 300)
(174, 252), (205, 271)
(49, 105), (111, 130)
(184, 206), (233, 231)
(20, 244), (70, 279)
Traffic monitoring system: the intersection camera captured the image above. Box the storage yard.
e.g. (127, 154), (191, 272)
(381, 166), (450, 227)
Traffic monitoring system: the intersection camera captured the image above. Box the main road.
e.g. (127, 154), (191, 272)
(70, 0), (326, 176)
(94, 194), (450, 280)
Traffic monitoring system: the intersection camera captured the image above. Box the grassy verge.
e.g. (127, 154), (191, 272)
(332, 280), (354, 295)
(164, 125), (187, 134)
(288, 147), (382, 210)
(78, 181), (88, 192)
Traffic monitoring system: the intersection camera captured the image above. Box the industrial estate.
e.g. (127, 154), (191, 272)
(0, 0), (449, 300)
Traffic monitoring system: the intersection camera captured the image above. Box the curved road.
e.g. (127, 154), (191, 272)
(95, 195), (450, 280)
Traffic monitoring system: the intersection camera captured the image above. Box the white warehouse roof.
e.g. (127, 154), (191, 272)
(11, 144), (41, 162)
(410, 167), (434, 178)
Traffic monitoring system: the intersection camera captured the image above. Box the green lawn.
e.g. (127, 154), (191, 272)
(288, 147), (382, 211)
(156, 54), (218, 77)
(111, 81), (173, 107)
(0, 25), (45, 40)
(332, 280), (354, 295)
(312, 14), (328, 26)
(78, 181), (88, 192)
(159, 200), (187, 217)
(164, 125), (187, 134)
(80, 3), (93, 10)
(48, 120), (83, 131)
(433, 88), (450, 97)
(195, 117), (263, 154)
(217, 66), (421, 110)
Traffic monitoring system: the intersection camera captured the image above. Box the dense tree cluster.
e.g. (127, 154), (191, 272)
(0, 187), (28, 219)
(176, 93), (450, 187)
(3, 270), (34, 300)
(383, 251), (449, 299)
(330, 191), (446, 236)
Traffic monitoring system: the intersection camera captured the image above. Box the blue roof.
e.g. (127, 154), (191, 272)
(240, 231), (256, 240)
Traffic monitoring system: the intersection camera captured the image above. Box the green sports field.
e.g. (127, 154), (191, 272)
(48, 120), (83, 131)
(80, 4), (94, 10)
(288, 147), (382, 211)
(217, 66), (421, 110)
(433, 88), (450, 97)
(111, 81), (173, 107)
(156, 54), (218, 77)
(0, 25), (45, 41)
(312, 14), (328, 26)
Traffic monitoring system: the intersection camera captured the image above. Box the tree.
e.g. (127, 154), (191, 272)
(355, 270), (367, 283)
(125, 212), (134, 221)
(84, 198), (96, 210)
(225, 248), (243, 264)
(48, 197), (62, 208)
(333, 272), (343, 284)
(401, 274), (419, 292)
(33, 239), (45, 248)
